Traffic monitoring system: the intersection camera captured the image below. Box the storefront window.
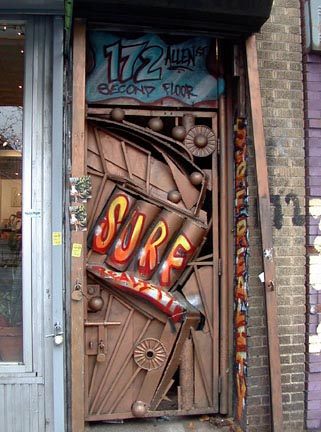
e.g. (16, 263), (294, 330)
(0, 23), (24, 362)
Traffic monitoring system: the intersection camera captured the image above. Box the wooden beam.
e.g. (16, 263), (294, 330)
(245, 35), (283, 432)
(219, 90), (229, 414)
(71, 20), (87, 432)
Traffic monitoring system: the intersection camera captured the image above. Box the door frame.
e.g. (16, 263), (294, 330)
(70, 20), (87, 432)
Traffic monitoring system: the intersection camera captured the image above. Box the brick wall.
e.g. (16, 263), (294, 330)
(245, 0), (306, 430)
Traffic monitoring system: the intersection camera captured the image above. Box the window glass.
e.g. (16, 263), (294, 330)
(0, 23), (24, 362)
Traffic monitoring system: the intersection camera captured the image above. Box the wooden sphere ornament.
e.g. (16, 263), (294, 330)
(172, 125), (186, 141)
(184, 125), (216, 157)
(190, 171), (203, 186)
(194, 134), (208, 148)
(167, 190), (182, 203)
(148, 117), (163, 132)
(88, 296), (104, 312)
(132, 401), (147, 417)
(111, 107), (125, 122)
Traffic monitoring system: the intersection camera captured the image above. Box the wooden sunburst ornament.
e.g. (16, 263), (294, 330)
(184, 125), (216, 157)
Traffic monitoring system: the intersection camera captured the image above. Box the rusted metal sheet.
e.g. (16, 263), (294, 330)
(246, 35), (283, 432)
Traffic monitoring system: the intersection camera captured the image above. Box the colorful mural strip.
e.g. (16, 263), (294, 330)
(86, 32), (225, 106)
(234, 118), (249, 421)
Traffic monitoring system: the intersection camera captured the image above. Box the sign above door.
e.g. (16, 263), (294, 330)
(86, 32), (224, 107)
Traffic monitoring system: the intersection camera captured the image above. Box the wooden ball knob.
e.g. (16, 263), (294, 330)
(132, 401), (147, 417)
(111, 108), (125, 122)
(190, 171), (203, 185)
(88, 296), (104, 312)
(172, 125), (186, 141)
(194, 134), (208, 148)
(148, 117), (163, 132)
(168, 190), (182, 203)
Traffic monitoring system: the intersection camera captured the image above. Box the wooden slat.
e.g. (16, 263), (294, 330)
(246, 34), (283, 432)
(71, 20), (87, 432)
(218, 90), (229, 414)
(136, 320), (180, 405)
(150, 314), (200, 410)
(226, 72), (236, 415)
(211, 114), (220, 411)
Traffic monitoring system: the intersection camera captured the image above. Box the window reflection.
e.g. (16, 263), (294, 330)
(0, 23), (24, 362)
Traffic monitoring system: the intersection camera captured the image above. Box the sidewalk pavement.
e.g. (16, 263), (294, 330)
(85, 415), (243, 432)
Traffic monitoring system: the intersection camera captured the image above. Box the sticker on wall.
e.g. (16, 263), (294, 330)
(234, 118), (249, 422)
(72, 243), (83, 258)
(69, 205), (87, 231)
(86, 32), (225, 107)
(52, 231), (62, 246)
(24, 209), (41, 218)
(70, 176), (92, 203)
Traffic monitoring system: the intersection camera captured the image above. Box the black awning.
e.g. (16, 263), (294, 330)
(0, 0), (64, 14)
(73, 0), (273, 37)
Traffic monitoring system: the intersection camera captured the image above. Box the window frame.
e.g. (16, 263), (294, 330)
(0, 17), (43, 376)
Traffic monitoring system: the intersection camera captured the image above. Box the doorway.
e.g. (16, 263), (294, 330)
(70, 24), (231, 428)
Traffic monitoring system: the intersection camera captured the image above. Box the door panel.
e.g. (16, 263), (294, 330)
(83, 110), (219, 420)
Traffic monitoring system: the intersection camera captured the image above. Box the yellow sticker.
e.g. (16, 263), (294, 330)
(72, 243), (82, 258)
(52, 232), (62, 246)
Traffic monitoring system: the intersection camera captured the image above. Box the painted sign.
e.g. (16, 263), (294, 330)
(86, 32), (225, 107)
(88, 188), (206, 291)
(87, 186), (207, 320)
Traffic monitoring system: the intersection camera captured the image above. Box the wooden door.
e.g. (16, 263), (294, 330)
(70, 23), (222, 428)
(81, 109), (220, 421)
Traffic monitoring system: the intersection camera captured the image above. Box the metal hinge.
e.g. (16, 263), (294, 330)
(218, 258), (222, 276)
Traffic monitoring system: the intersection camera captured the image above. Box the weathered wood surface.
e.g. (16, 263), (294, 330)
(71, 20), (87, 432)
(246, 34), (283, 432)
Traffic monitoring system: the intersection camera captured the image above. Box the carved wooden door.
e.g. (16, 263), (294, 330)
(80, 108), (220, 422)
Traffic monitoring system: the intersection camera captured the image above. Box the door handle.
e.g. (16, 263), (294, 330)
(45, 322), (64, 345)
